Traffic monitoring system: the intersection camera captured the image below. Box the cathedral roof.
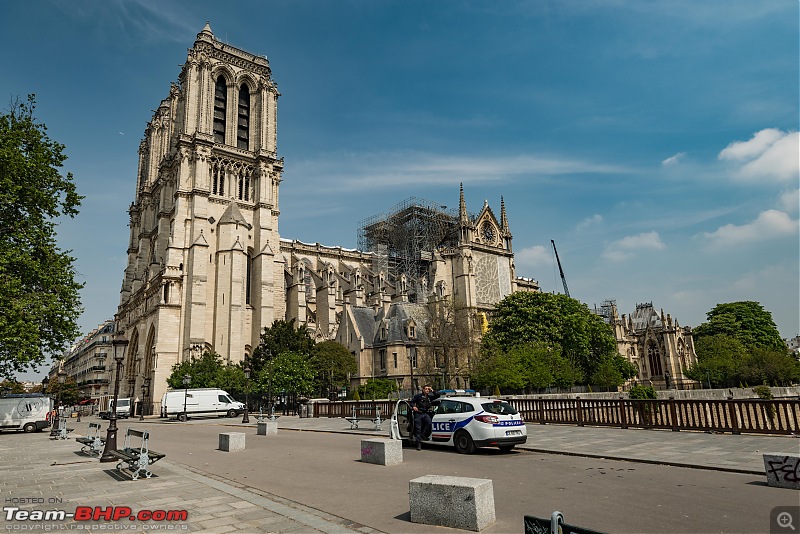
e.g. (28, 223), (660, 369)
(218, 201), (249, 227)
(630, 303), (662, 331)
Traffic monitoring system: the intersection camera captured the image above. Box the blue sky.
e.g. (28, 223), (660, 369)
(3, 0), (798, 381)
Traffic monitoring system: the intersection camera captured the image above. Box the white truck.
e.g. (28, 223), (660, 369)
(0, 394), (53, 433)
(161, 388), (244, 421)
(98, 397), (131, 419)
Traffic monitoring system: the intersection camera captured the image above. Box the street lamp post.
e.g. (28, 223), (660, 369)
(242, 366), (251, 423)
(181, 374), (191, 422)
(57, 369), (66, 417)
(100, 332), (129, 462)
(140, 379), (149, 421)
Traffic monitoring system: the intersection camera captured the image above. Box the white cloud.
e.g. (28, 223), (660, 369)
(661, 152), (685, 166)
(778, 189), (799, 214)
(601, 231), (666, 262)
(515, 245), (551, 269)
(700, 209), (798, 247)
(718, 129), (800, 182)
(289, 151), (636, 193)
(576, 214), (603, 231)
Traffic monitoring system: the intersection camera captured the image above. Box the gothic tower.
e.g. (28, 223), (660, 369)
(116, 24), (284, 412)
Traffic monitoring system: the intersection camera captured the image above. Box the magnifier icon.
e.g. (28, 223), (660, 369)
(778, 512), (796, 531)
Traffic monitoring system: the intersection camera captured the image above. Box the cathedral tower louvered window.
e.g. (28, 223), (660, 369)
(213, 76), (227, 144)
(237, 86), (250, 150)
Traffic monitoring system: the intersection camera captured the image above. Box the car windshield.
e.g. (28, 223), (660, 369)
(480, 401), (518, 415)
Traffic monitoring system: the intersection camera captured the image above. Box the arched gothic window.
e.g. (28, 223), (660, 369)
(237, 86), (250, 150)
(213, 76), (227, 144)
(647, 342), (663, 377)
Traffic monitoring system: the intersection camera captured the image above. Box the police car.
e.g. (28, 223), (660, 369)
(389, 390), (527, 454)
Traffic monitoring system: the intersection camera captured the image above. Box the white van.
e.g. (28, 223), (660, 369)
(99, 397), (131, 419)
(161, 388), (244, 421)
(0, 394), (53, 433)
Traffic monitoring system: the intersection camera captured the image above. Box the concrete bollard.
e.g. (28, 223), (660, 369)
(763, 453), (800, 489)
(360, 438), (402, 466)
(257, 421), (278, 436)
(409, 475), (495, 531)
(219, 432), (245, 452)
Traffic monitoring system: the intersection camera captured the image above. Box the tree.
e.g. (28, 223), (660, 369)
(740, 347), (800, 387)
(46, 376), (79, 406)
(250, 319), (315, 375)
(310, 341), (356, 396)
(481, 292), (618, 382)
(255, 351), (316, 397)
(693, 301), (785, 351)
(0, 379), (26, 394)
(419, 297), (474, 389)
(0, 95), (84, 378)
(356, 378), (398, 400)
(166, 351), (246, 393)
(684, 334), (747, 388)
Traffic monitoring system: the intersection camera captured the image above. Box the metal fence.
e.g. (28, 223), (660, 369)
(309, 397), (800, 435)
(508, 397), (800, 435)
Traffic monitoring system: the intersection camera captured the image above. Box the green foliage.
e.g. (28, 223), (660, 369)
(686, 334), (799, 387)
(310, 341), (356, 396)
(471, 341), (582, 392)
(352, 389), (361, 401)
(166, 351), (246, 393)
(685, 334), (747, 388)
(628, 384), (657, 400)
(46, 376), (80, 405)
(255, 351), (316, 396)
(492, 384), (501, 397)
(0, 379), (26, 394)
(590, 357), (624, 392)
(251, 319), (315, 375)
(482, 292), (617, 382)
(694, 301), (785, 351)
(752, 384), (773, 400)
(0, 95), (84, 378)
(356, 378), (397, 400)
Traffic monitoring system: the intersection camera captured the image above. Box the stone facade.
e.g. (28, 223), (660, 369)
(116, 25), (539, 412)
(601, 301), (699, 389)
(60, 320), (115, 401)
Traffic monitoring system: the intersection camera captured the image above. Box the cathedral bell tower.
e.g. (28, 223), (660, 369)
(117, 23), (285, 414)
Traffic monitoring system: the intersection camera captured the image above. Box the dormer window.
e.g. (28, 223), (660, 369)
(409, 325), (416, 338)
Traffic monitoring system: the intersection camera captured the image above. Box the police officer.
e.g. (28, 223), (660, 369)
(410, 384), (439, 450)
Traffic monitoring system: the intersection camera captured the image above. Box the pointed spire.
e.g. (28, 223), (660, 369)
(459, 182), (468, 223)
(500, 196), (509, 232)
(201, 22), (214, 36)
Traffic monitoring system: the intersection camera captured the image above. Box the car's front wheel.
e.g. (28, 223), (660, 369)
(227, 409), (237, 418)
(454, 430), (476, 454)
(23, 422), (37, 433)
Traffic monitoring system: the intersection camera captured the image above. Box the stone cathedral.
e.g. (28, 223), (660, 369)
(116, 25), (539, 412)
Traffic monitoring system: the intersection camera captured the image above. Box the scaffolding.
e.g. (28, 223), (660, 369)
(357, 197), (468, 298)
(592, 299), (617, 323)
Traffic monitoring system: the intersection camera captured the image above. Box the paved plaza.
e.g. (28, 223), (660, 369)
(1, 415), (798, 533)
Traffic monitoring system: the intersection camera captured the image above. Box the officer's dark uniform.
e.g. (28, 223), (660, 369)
(410, 388), (440, 449)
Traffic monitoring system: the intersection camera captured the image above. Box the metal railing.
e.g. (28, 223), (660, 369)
(308, 396), (800, 435)
(508, 396), (800, 435)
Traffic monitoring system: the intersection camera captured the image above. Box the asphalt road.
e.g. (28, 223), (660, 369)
(127, 418), (798, 534)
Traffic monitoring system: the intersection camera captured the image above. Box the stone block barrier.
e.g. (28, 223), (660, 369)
(360, 438), (402, 466)
(763, 453), (800, 489)
(219, 432), (245, 452)
(409, 475), (495, 531)
(257, 421), (278, 436)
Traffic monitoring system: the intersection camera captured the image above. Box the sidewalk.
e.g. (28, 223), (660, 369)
(0, 427), (379, 534)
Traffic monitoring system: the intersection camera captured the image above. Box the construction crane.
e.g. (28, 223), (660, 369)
(551, 240), (570, 298)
